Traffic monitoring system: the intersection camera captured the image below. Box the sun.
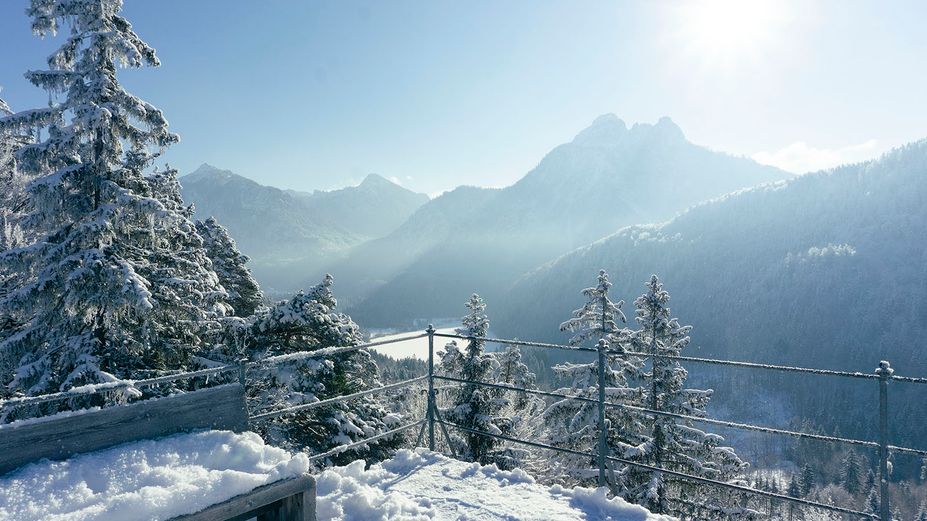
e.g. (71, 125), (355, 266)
(672, 0), (788, 66)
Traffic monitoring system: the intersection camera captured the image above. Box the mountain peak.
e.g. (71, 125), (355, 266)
(185, 163), (238, 181)
(360, 173), (393, 187)
(653, 116), (685, 141)
(572, 114), (628, 146)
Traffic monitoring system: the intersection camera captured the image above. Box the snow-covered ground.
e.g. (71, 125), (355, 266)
(317, 448), (674, 520)
(0, 430), (310, 521)
(0, 430), (672, 521)
(370, 328), (504, 360)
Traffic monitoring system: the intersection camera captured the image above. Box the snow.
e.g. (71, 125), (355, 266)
(0, 430), (310, 521)
(316, 448), (674, 520)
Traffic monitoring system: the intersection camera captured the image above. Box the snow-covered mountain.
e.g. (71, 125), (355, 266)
(342, 115), (791, 324)
(180, 164), (428, 292)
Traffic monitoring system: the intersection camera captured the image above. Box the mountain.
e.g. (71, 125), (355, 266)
(495, 140), (927, 450)
(286, 173), (429, 239)
(342, 115), (791, 325)
(180, 164), (428, 293)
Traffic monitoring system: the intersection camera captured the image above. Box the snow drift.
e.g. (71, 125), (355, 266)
(316, 448), (674, 520)
(0, 430), (310, 521)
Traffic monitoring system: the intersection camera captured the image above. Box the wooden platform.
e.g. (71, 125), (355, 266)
(0, 384), (316, 521)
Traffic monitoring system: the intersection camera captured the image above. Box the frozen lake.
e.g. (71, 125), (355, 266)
(369, 327), (503, 360)
(369, 328), (458, 361)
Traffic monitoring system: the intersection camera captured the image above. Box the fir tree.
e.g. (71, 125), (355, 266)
(916, 501), (927, 521)
(195, 217), (263, 317)
(440, 294), (507, 464)
(541, 270), (645, 486)
(491, 341), (541, 469)
(787, 476), (801, 498)
(0, 93), (31, 253)
(841, 452), (862, 495)
(867, 489), (880, 515)
(865, 468), (877, 491)
(496, 342), (538, 411)
(248, 274), (398, 463)
(624, 275), (747, 514)
(0, 1), (229, 399)
(799, 463), (815, 497)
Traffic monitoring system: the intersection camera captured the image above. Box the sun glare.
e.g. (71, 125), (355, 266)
(674, 0), (788, 66)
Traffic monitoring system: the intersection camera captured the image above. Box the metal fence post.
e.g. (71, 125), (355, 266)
(876, 360), (892, 520)
(427, 324), (436, 451)
(596, 339), (608, 487)
(238, 358), (249, 427)
(238, 358), (248, 388)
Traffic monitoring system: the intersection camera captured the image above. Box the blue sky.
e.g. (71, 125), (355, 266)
(2, 1), (926, 195)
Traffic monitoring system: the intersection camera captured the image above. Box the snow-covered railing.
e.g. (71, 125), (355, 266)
(0, 365), (238, 409)
(4, 328), (924, 520)
(430, 329), (927, 520)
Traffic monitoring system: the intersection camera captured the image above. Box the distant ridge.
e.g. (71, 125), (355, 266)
(179, 164), (428, 292)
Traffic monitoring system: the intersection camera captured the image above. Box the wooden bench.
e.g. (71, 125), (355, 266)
(0, 384), (316, 521)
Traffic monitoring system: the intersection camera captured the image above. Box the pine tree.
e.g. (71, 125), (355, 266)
(0, 1), (230, 400)
(799, 463), (815, 497)
(916, 501), (927, 521)
(841, 452), (862, 495)
(248, 274), (398, 462)
(624, 275), (747, 514)
(542, 270), (645, 486)
(195, 217), (263, 317)
(491, 341), (541, 469)
(867, 489), (880, 515)
(866, 468), (877, 491)
(0, 95), (30, 397)
(787, 476), (801, 498)
(440, 294), (507, 464)
(496, 342), (538, 411)
(0, 93), (31, 252)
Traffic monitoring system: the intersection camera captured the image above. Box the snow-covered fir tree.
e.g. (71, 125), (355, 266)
(0, 94), (30, 396)
(622, 275), (747, 514)
(490, 341), (542, 469)
(0, 93), (31, 252)
(247, 274), (399, 463)
(541, 270), (646, 486)
(439, 294), (508, 464)
(841, 452), (862, 495)
(496, 342), (539, 411)
(867, 488), (880, 515)
(0, 1), (230, 401)
(799, 463), (815, 497)
(195, 216), (263, 318)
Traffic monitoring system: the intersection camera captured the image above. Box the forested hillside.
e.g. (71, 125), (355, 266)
(497, 141), (927, 456)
